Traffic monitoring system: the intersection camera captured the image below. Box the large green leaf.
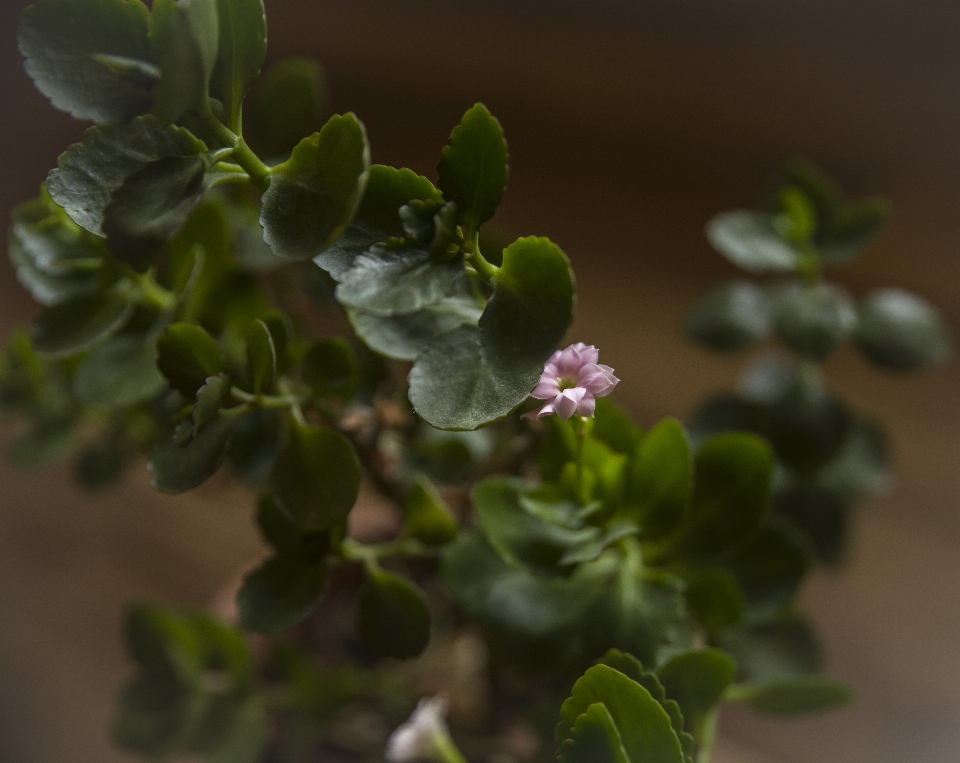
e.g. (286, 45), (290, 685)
(726, 677), (853, 715)
(409, 236), (574, 430)
(437, 103), (508, 234)
(657, 649), (735, 750)
(683, 280), (771, 351)
(626, 418), (691, 541)
(558, 703), (630, 763)
(556, 664), (686, 763)
(771, 282), (856, 361)
(706, 211), (799, 274)
(725, 520), (810, 619)
(854, 288), (951, 371)
(18, 0), (157, 123)
(314, 164), (441, 280)
(47, 115), (206, 235)
(209, 0), (265, 131)
(335, 244), (464, 316)
(149, 414), (233, 493)
(31, 293), (133, 357)
(237, 550), (327, 634)
(269, 422), (361, 531)
(73, 332), (165, 407)
(150, 0), (219, 123)
(357, 567), (431, 659)
(248, 57), (327, 159)
(679, 433), (772, 555)
(156, 322), (225, 397)
(260, 113), (370, 261)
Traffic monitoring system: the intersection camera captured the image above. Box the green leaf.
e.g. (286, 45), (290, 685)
(716, 615), (820, 683)
(726, 677), (853, 715)
(683, 281), (771, 351)
(409, 236), (575, 430)
(725, 520), (810, 619)
(854, 288), (951, 371)
(18, 0), (157, 123)
(209, 0), (265, 131)
(31, 293), (133, 357)
(558, 702), (630, 763)
(357, 567), (431, 659)
(227, 408), (288, 484)
(192, 373), (228, 433)
(255, 495), (302, 553)
(260, 113), (370, 261)
(771, 282), (856, 361)
(149, 0), (219, 123)
(314, 164), (441, 280)
(819, 198), (888, 264)
(300, 338), (359, 399)
(706, 211), (799, 273)
(473, 477), (598, 571)
(766, 380), (850, 474)
(245, 319), (276, 394)
(772, 481), (850, 565)
(403, 476), (458, 545)
(156, 322), (224, 397)
(437, 103), (508, 234)
(73, 332), (165, 407)
(102, 153), (214, 271)
(347, 292), (482, 361)
(336, 244), (464, 316)
(237, 550), (327, 634)
(248, 57), (327, 160)
(269, 422), (361, 531)
(626, 418), (691, 541)
(556, 664), (686, 763)
(679, 433), (772, 555)
(149, 414), (233, 493)
(47, 115), (206, 235)
(592, 398), (643, 456)
(657, 650), (735, 749)
(680, 568), (744, 632)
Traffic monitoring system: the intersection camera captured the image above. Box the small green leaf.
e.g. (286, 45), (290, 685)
(227, 408), (289, 484)
(192, 373), (228, 432)
(717, 615), (821, 683)
(409, 236), (574, 430)
(300, 338), (359, 399)
(47, 115), (206, 235)
(245, 319), (276, 394)
(680, 568), (744, 632)
(260, 113), (370, 261)
(771, 282), (856, 361)
(156, 322), (224, 396)
(657, 649), (735, 749)
(726, 677), (853, 715)
(767, 380), (850, 474)
(255, 495), (303, 553)
(854, 288), (951, 371)
(149, 0), (219, 123)
(209, 0), (266, 131)
(357, 567), (431, 659)
(626, 418), (691, 541)
(403, 476), (458, 545)
(706, 211), (800, 273)
(248, 57), (327, 160)
(558, 702), (630, 763)
(437, 103), (509, 234)
(31, 293), (133, 357)
(237, 551), (327, 634)
(73, 332), (165, 408)
(592, 398), (643, 456)
(336, 244), (464, 316)
(269, 421), (361, 531)
(819, 198), (888, 264)
(149, 414), (233, 493)
(18, 0), (156, 123)
(676, 433), (772, 555)
(683, 281), (771, 351)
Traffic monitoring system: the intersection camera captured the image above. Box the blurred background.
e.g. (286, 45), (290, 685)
(2, 0), (959, 761)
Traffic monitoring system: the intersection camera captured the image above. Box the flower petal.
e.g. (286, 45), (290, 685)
(575, 344), (599, 365)
(553, 345), (584, 377)
(578, 363), (619, 396)
(531, 376), (561, 400)
(555, 387), (585, 420)
(577, 394), (597, 418)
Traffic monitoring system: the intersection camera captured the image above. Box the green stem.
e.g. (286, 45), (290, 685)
(571, 415), (592, 502)
(200, 109), (271, 191)
(126, 269), (176, 311)
(341, 537), (440, 564)
(463, 232), (499, 282)
(229, 386), (302, 410)
(433, 730), (470, 763)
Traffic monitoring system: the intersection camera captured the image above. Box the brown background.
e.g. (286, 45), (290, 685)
(1, 1), (959, 761)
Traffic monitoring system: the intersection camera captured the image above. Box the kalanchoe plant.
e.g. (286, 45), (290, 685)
(0, 0), (945, 762)
(684, 160), (952, 563)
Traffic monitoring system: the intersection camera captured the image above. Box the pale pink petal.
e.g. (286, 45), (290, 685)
(531, 376), (561, 400)
(553, 346), (584, 377)
(535, 403), (556, 420)
(576, 344), (599, 365)
(555, 387), (585, 420)
(576, 394), (597, 418)
(578, 363), (619, 396)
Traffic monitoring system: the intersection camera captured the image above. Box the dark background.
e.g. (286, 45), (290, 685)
(1, 1), (959, 761)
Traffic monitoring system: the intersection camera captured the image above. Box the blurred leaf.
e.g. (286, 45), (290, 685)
(626, 418), (691, 541)
(819, 198), (888, 264)
(716, 615), (820, 683)
(771, 282), (856, 361)
(237, 550), (327, 634)
(245, 319), (276, 394)
(683, 280), (771, 351)
(657, 649), (735, 750)
(248, 57), (328, 159)
(680, 568), (744, 633)
(726, 677), (853, 715)
(403, 476), (458, 545)
(75, 435), (128, 488)
(18, 0), (157, 123)
(766, 381), (850, 474)
(592, 398), (643, 456)
(269, 421), (361, 531)
(300, 338), (359, 399)
(209, 0), (266, 130)
(260, 113), (370, 261)
(149, 414), (233, 493)
(705, 211), (799, 274)
(31, 293), (133, 357)
(772, 481), (850, 565)
(357, 567), (431, 659)
(854, 288), (951, 371)
(73, 331), (165, 407)
(437, 103), (509, 234)
(157, 322), (225, 396)
(725, 520), (810, 619)
(227, 408), (288, 484)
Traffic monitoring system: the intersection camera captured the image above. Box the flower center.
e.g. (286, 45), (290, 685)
(557, 375), (577, 391)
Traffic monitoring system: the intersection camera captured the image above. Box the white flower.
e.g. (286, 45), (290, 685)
(385, 696), (451, 762)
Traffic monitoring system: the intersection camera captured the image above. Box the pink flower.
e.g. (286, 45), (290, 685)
(524, 343), (619, 421)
